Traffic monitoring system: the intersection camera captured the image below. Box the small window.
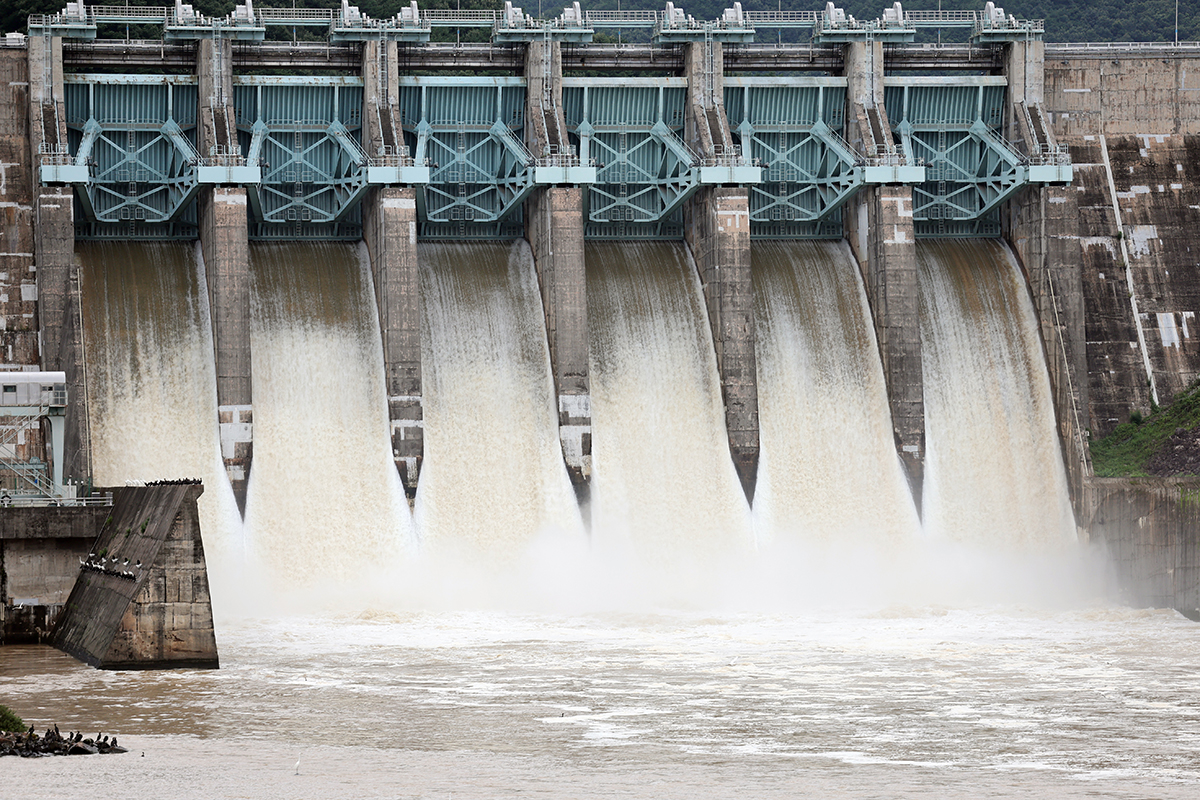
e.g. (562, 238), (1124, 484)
(2, 385), (15, 393)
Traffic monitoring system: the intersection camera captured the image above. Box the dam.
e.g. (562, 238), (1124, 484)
(0, 0), (1197, 617)
(6, 3), (1200, 796)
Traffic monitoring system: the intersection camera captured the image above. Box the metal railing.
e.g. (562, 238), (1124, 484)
(0, 492), (114, 508)
(701, 144), (752, 168)
(583, 10), (661, 28)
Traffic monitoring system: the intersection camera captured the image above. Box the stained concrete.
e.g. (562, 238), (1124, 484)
(682, 41), (758, 503)
(50, 483), (219, 670)
(525, 40), (592, 502)
(0, 48), (37, 371)
(363, 187), (423, 494)
(1085, 477), (1200, 618)
(0, 504), (105, 643)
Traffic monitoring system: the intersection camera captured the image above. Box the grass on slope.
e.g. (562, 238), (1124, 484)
(1090, 380), (1200, 477)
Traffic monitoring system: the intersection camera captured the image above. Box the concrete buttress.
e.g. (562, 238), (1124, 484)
(524, 40), (592, 503)
(681, 40), (759, 504)
(360, 40), (423, 495)
(197, 39), (253, 514)
(363, 187), (423, 494)
(844, 40), (925, 511)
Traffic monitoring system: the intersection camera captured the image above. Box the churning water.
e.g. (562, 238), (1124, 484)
(27, 238), (1194, 798)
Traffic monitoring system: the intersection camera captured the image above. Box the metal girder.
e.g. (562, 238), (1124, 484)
(562, 81), (699, 237)
(897, 119), (1026, 226)
(236, 80), (369, 227)
(724, 79), (864, 236)
(72, 118), (200, 224)
(401, 80), (533, 229)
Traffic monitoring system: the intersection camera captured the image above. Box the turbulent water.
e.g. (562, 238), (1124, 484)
(79, 241), (242, 562)
(752, 239), (920, 546)
(35, 238), (1193, 798)
(586, 242), (754, 567)
(243, 243), (412, 589)
(6, 606), (1200, 799)
(415, 241), (583, 562)
(917, 240), (1076, 547)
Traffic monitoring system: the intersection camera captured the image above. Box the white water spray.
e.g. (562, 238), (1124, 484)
(414, 240), (584, 562)
(586, 242), (754, 568)
(752, 240), (920, 546)
(243, 243), (412, 589)
(917, 239), (1076, 548)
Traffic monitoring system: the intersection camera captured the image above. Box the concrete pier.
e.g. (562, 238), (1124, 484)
(525, 40), (592, 501)
(50, 482), (219, 669)
(844, 40), (925, 509)
(363, 187), (423, 494)
(197, 39), (253, 514)
(682, 41), (759, 504)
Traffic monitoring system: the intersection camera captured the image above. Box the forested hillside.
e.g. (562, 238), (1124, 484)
(2, 0), (1197, 44)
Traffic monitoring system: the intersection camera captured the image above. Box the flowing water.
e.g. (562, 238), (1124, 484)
(752, 239), (920, 546)
(917, 240), (1076, 547)
(10, 239), (1195, 797)
(414, 241), (583, 562)
(243, 243), (412, 590)
(586, 242), (754, 566)
(79, 241), (241, 562)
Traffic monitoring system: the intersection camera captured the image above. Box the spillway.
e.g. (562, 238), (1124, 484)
(79, 242), (241, 559)
(243, 243), (412, 586)
(752, 240), (920, 545)
(414, 241), (584, 560)
(917, 239), (1076, 547)
(586, 242), (754, 565)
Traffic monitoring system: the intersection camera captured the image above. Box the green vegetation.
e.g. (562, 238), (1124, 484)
(1091, 380), (1200, 477)
(3, 0), (1197, 42)
(0, 704), (26, 734)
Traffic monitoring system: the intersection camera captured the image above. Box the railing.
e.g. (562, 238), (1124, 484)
(902, 10), (979, 27)
(1028, 143), (1070, 166)
(865, 144), (920, 167)
(1047, 41), (1200, 51)
(37, 143), (72, 166)
(701, 144), (752, 168)
(536, 145), (584, 168)
(423, 9), (499, 26)
(743, 11), (819, 27)
(584, 10), (660, 28)
(0, 492), (114, 508)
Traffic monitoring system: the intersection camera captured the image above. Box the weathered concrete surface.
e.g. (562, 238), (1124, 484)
(196, 39), (253, 514)
(1085, 477), (1200, 618)
(1102, 135), (1200, 407)
(0, 505), (105, 643)
(361, 40), (401, 160)
(1046, 56), (1200, 138)
(684, 188), (758, 502)
(847, 186), (924, 509)
(681, 41), (758, 503)
(26, 34), (64, 174)
(0, 48), (38, 371)
(362, 187), (423, 494)
(524, 40), (591, 501)
(199, 187), (252, 513)
(1007, 182), (1093, 517)
(50, 483), (219, 670)
(31, 188), (89, 482)
(843, 41), (924, 508)
(527, 186), (591, 500)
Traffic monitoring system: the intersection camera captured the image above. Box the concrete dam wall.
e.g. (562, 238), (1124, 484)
(2, 7), (1200, 615)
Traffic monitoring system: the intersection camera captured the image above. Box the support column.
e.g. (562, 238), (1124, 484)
(525, 40), (592, 503)
(34, 186), (88, 484)
(363, 187), (423, 495)
(197, 38), (253, 514)
(682, 40), (759, 504)
(845, 40), (925, 510)
(1004, 38), (1089, 522)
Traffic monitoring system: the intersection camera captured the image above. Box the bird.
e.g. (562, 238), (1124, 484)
(294, 758), (301, 775)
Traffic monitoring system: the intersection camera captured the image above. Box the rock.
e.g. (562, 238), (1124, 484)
(68, 742), (98, 755)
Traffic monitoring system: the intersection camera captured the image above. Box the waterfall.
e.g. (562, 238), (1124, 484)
(79, 241), (242, 561)
(752, 240), (920, 545)
(414, 240), (584, 561)
(917, 239), (1076, 548)
(243, 243), (412, 586)
(586, 242), (754, 566)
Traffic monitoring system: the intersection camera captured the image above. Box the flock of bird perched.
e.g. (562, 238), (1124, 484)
(79, 552), (143, 581)
(0, 725), (128, 757)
